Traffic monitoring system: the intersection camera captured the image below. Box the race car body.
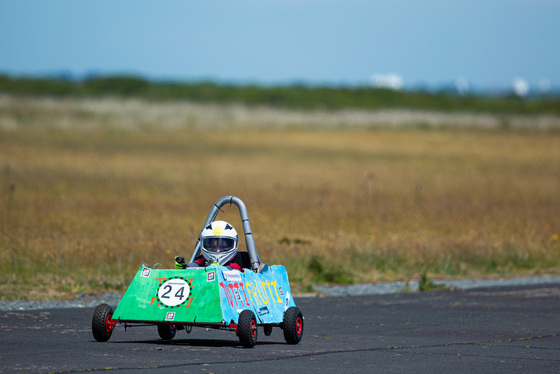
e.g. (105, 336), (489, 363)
(92, 196), (304, 348)
(113, 263), (295, 327)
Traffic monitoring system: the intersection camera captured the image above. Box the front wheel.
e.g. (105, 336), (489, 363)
(157, 324), (177, 340)
(92, 303), (114, 342)
(283, 307), (304, 344)
(237, 310), (258, 348)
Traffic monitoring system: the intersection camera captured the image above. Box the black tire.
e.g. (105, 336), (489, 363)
(238, 310), (258, 348)
(283, 307), (304, 344)
(157, 324), (177, 340)
(92, 303), (114, 342)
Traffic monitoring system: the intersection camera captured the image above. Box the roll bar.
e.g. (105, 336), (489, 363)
(190, 196), (261, 271)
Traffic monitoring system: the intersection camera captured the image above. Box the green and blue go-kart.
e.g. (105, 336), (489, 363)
(92, 196), (303, 348)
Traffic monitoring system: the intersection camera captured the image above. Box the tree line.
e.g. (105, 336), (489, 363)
(1, 74), (559, 115)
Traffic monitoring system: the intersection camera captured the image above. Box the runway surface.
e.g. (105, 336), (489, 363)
(1, 283), (559, 373)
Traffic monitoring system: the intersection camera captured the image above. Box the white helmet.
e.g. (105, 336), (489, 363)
(200, 220), (239, 266)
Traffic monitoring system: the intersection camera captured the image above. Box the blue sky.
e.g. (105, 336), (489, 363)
(1, 0), (559, 93)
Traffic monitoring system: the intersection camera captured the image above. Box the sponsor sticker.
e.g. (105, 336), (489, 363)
(284, 291), (291, 310)
(233, 288), (243, 304)
(165, 312), (175, 321)
(223, 270), (242, 282)
(207, 271), (215, 282)
(278, 286), (284, 297)
(258, 306), (269, 316)
(141, 267), (151, 278)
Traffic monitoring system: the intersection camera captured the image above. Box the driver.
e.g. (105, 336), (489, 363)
(175, 220), (242, 271)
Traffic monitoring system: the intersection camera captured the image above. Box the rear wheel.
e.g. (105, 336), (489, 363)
(238, 310), (258, 348)
(92, 304), (114, 342)
(157, 324), (177, 340)
(283, 307), (304, 344)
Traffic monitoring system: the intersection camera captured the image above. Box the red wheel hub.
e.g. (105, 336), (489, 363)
(296, 317), (302, 335)
(251, 319), (257, 337)
(105, 314), (115, 333)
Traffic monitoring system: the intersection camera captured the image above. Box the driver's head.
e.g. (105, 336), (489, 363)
(200, 221), (238, 266)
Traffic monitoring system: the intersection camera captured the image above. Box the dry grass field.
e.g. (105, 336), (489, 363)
(1, 96), (559, 300)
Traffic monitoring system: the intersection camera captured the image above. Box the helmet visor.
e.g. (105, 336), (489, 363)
(202, 237), (236, 253)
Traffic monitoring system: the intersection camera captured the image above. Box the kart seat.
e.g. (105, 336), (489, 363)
(232, 251), (251, 269)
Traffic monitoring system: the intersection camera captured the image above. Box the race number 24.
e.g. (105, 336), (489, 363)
(156, 278), (191, 307)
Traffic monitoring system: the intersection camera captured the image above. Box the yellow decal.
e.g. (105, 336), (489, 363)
(246, 282), (261, 307)
(260, 281), (270, 305)
(271, 281), (283, 303)
(213, 225), (224, 236)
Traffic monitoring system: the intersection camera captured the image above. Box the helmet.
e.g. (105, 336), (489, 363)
(200, 220), (239, 266)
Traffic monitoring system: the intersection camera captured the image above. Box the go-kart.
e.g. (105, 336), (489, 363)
(91, 196), (303, 348)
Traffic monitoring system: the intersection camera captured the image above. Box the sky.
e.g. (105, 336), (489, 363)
(1, 0), (559, 94)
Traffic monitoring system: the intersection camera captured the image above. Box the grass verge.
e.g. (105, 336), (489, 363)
(1, 97), (559, 300)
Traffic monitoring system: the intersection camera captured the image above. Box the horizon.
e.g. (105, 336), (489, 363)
(3, 71), (559, 98)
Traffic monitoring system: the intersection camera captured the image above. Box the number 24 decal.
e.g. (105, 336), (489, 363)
(160, 285), (186, 300)
(157, 278), (191, 307)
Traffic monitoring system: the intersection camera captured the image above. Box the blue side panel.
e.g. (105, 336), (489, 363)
(215, 264), (296, 325)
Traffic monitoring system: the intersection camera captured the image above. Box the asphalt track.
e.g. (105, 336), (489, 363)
(1, 283), (559, 374)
